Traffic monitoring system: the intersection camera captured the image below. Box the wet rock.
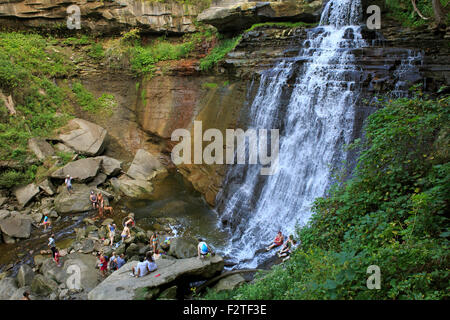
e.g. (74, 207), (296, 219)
(14, 183), (40, 207)
(28, 137), (55, 161)
(58, 118), (108, 157)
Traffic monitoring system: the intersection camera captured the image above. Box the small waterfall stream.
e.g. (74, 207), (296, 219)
(217, 0), (370, 268)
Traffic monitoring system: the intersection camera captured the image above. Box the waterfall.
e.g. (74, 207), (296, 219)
(216, 0), (369, 268)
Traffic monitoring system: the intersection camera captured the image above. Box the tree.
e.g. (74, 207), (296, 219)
(411, 0), (448, 28)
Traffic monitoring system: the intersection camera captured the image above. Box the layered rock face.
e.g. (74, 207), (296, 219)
(0, 0), (202, 34)
(198, 0), (324, 32)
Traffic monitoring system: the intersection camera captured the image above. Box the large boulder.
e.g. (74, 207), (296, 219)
(197, 0), (323, 33)
(127, 149), (165, 181)
(38, 178), (57, 196)
(88, 255), (224, 300)
(54, 184), (111, 214)
(28, 137), (55, 161)
(168, 237), (198, 259)
(58, 118), (108, 156)
(17, 264), (35, 288)
(39, 253), (100, 293)
(212, 273), (246, 293)
(0, 277), (18, 299)
(51, 158), (102, 183)
(114, 176), (154, 198)
(0, 213), (32, 239)
(94, 156), (123, 177)
(14, 183), (40, 207)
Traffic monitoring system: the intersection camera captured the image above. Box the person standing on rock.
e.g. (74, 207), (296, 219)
(150, 232), (159, 254)
(48, 234), (57, 258)
(97, 253), (108, 277)
(65, 175), (73, 195)
(108, 223), (116, 247)
(97, 192), (104, 218)
(53, 247), (62, 267)
(41, 215), (51, 231)
(89, 191), (98, 210)
(108, 251), (118, 271)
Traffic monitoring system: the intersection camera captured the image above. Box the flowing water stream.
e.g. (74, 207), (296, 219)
(217, 0), (370, 268)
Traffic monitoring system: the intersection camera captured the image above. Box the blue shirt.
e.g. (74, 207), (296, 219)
(116, 256), (125, 269)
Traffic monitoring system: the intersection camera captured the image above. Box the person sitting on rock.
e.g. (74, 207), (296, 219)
(266, 231), (284, 251)
(277, 234), (296, 259)
(146, 251), (158, 272)
(131, 256), (152, 278)
(89, 191), (98, 210)
(197, 238), (212, 259)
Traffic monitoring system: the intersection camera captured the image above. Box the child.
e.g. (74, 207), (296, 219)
(41, 215), (51, 230)
(53, 248), (62, 267)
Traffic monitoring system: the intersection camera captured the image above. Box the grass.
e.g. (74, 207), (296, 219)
(71, 82), (117, 116)
(199, 36), (242, 71)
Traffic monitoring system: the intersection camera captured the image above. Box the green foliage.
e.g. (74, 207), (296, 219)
(204, 90), (450, 300)
(0, 166), (37, 189)
(88, 43), (105, 60)
(0, 32), (73, 162)
(385, 0), (450, 27)
(199, 36), (242, 71)
(71, 82), (117, 116)
(202, 82), (218, 89)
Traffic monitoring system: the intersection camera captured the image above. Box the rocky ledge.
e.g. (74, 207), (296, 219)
(198, 0), (324, 33)
(0, 0), (203, 34)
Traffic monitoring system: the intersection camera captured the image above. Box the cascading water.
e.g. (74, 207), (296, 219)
(216, 0), (369, 268)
